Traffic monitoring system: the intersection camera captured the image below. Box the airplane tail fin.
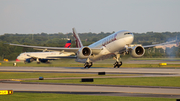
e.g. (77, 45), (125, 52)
(72, 28), (83, 48)
(64, 39), (71, 48)
(176, 36), (180, 47)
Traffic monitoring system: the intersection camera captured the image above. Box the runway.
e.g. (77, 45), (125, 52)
(0, 66), (180, 98)
(1, 66), (180, 75)
(0, 82), (180, 98)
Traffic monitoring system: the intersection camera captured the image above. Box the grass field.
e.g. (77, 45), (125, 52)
(0, 93), (175, 101)
(1, 58), (180, 68)
(0, 72), (180, 87)
(0, 72), (137, 79)
(23, 77), (180, 87)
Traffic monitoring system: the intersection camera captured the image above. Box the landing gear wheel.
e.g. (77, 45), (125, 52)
(84, 62), (89, 68)
(46, 60), (50, 64)
(84, 62), (93, 69)
(88, 62), (93, 68)
(113, 61), (122, 68)
(117, 61), (122, 68)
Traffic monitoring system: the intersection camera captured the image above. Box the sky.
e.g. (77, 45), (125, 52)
(0, 0), (180, 34)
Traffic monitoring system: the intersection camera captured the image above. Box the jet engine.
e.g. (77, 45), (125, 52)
(130, 45), (145, 58)
(39, 59), (49, 63)
(77, 47), (92, 59)
(25, 58), (49, 63)
(25, 58), (35, 63)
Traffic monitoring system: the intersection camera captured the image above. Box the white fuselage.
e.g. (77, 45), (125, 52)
(76, 30), (134, 62)
(17, 52), (73, 61)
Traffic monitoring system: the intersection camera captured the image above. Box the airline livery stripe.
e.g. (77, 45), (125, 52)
(73, 31), (82, 48)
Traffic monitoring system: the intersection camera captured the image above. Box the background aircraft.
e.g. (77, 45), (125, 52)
(16, 39), (74, 64)
(9, 28), (177, 68)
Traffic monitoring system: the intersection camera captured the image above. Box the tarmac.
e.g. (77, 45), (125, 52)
(0, 66), (180, 98)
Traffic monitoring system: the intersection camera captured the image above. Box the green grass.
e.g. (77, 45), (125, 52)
(23, 77), (180, 87)
(1, 58), (180, 68)
(0, 93), (175, 101)
(122, 64), (180, 68)
(0, 72), (139, 80)
(1, 61), (180, 68)
(1, 72), (180, 87)
(0, 72), (128, 79)
(131, 58), (180, 60)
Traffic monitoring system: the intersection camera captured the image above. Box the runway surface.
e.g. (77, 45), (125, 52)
(1, 66), (180, 74)
(0, 82), (180, 98)
(0, 66), (180, 98)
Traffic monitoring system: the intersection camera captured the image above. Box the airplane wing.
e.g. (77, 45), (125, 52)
(26, 53), (77, 60)
(122, 38), (178, 56)
(8, 43), (80, 52)
(46, 56), (77, 59)
(8, 43), (102, 55)
(143, 39), (177, 49)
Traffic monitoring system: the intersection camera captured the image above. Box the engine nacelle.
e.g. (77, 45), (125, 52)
(130, 45), (145, 58)
(25, 58), (34, 63)
(39, 59), (49, 63)
(77, 47), (92, 59)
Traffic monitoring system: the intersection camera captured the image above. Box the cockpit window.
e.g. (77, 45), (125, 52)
(124, 32), (132, 35)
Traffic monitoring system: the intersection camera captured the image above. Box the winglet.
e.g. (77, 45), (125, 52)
(72, 28), (83, 48)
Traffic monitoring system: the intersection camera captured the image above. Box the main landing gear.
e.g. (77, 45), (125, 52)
(37, 58), (40, 64)
(84, 62), (93, 68)
(114, 61), (122, 68)
(84, 58), (93, 68)
(114, 54), (122, 68)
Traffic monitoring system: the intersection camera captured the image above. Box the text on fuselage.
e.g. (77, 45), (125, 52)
(102, 34), (117, 46)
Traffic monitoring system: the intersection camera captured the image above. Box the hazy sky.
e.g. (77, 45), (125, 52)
(0, 0), (180, 34)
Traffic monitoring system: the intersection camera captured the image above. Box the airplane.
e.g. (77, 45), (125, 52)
(9, 28), (177, 68)
(16, 39), (74, 64)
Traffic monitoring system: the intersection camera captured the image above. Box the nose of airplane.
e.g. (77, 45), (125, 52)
(16, 59), (20, 62)
(16, 56), (22, 61)
(125, 33), (134, 44)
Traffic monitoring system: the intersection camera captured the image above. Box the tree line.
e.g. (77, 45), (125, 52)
(0, 31), (179, 60)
